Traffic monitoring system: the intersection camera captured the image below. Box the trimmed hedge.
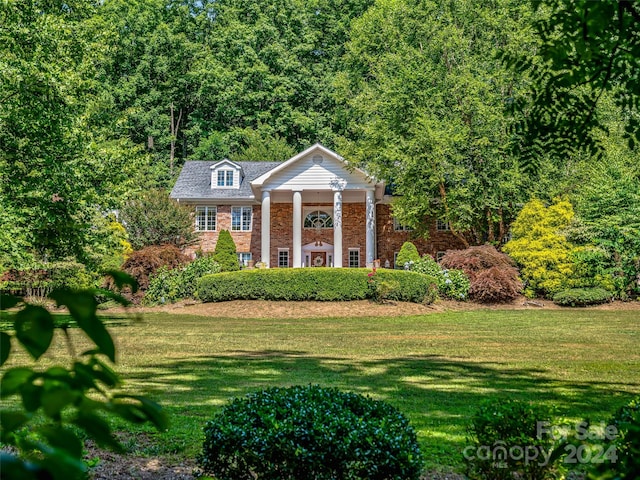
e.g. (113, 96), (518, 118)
(199, 385), (424, 480)
(197, 268), (436, 303)
(552, 287), (613, 307)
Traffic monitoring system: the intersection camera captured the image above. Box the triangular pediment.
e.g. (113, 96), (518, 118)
(251, 144), (377, 192)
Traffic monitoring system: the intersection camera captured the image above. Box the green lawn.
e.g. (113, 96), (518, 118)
(6, 308), (640, 472)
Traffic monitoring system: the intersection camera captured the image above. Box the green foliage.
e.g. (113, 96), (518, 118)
(503, 198), (576, 297)
(1, 261), (96, 301)
(441, 246), (522, 303)
(552, 288), (613, 308)
(367, 268), (403, 304)
(121, 244), (189, 292)
(0, 274), (168, 480)
(505, 0), (640, 162)
(587, 398), (640, 479)
(119, 189), (197, 250)
(410, 255), (470, 300)
(199, 384), (423, 480)
(568, 154), (640, 298)
(396, 241), (420, 269)
(465, 400), (558, 480)
(145, 255), (221, 304)
(212, 230), (239, 272)
(337, 0), (536, 243)
(197, 268), (436, 304)
(231, 128), (297, 161)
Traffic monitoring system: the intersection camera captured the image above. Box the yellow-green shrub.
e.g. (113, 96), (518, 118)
(503, 198), (576, 297)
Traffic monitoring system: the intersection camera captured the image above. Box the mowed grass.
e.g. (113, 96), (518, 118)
(4, 308), (640, 471)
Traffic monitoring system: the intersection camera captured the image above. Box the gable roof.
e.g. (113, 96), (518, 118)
(210, 158), (242, 171)
(170, 161), (281, 201)
(251, 143), (374, 189)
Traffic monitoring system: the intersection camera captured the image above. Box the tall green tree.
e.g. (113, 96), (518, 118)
(336, 0), (537, 245)
(0, 0), (97, 260)
(119, 189), (197, 250)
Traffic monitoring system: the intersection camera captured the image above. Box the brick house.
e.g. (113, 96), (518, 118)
(170, 143), (465, 268)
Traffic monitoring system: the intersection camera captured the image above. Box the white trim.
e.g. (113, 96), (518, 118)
(195, 206), (217, 231)
(365, 189), (376, 267)
(231, 206), (252, 232)
(278, 248), (290, 268)
(292, 191), (302, 267)
(261, 191), (271, 267)
(333, 190), (343, 268)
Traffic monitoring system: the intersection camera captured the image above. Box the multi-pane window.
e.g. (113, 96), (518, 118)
(436, 251), (446, 262)
(348, 249), (360, 268)
(436, 219), (451, 231)
(278, 249), (289, 268)
(393, 217), (413, 231)
(195, 206), (216, 231)
(231, 206), (252, 231)
(304, 210), (333, 228)
(217, 170), (234, 187)
(237, 252), (252, 267)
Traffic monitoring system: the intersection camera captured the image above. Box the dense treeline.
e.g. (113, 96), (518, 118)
(0, 0), (638, 296)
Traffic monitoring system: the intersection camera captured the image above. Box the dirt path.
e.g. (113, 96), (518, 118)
(129, 296), (640, 319)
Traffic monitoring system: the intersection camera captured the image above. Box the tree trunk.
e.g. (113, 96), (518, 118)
(170, 103), (183, 177)
(439, 181), (469, 248)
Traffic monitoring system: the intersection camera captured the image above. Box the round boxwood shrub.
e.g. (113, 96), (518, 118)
(466, 399), (558, 480)
(552, 287), (612, 306)
(199, 385), (423, 480)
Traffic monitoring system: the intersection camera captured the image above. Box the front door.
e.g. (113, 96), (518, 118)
(311, 252), (326, 267)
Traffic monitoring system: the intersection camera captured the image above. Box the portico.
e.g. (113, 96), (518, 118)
(252, 144), (382, 268)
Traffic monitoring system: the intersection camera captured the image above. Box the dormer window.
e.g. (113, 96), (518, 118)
(217, 170), (234, 187)
(211, 159), (242, 189)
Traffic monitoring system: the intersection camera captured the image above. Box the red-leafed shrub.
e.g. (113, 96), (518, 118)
(122, 245), (189, 292)
(440, 245), (522, 303)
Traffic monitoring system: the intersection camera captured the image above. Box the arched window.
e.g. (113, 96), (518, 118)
(304, 210), (333, 229)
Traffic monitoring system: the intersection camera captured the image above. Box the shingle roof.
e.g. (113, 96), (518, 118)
(170, 161), (282, 201)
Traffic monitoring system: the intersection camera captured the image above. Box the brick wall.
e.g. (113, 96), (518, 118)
(184, 204), (261, 261)
(376, 204), (466, 267)
(186, 202), (465, 268)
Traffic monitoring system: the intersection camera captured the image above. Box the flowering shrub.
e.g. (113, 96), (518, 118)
(410, 255), (470, 300)
(367, 268), (400, 304)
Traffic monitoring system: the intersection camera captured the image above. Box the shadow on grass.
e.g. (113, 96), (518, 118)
(124, 350), (639, 467)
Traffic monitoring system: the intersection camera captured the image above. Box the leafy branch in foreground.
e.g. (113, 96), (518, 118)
(0, 271), (168, 480)
(505, 0), (640, 167)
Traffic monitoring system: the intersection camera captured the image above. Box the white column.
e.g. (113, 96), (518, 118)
(333, 190), (343, 268)
(366, 189), (376, 268)
(292, 190), (302, 268)
(261, 190), (271, 267)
